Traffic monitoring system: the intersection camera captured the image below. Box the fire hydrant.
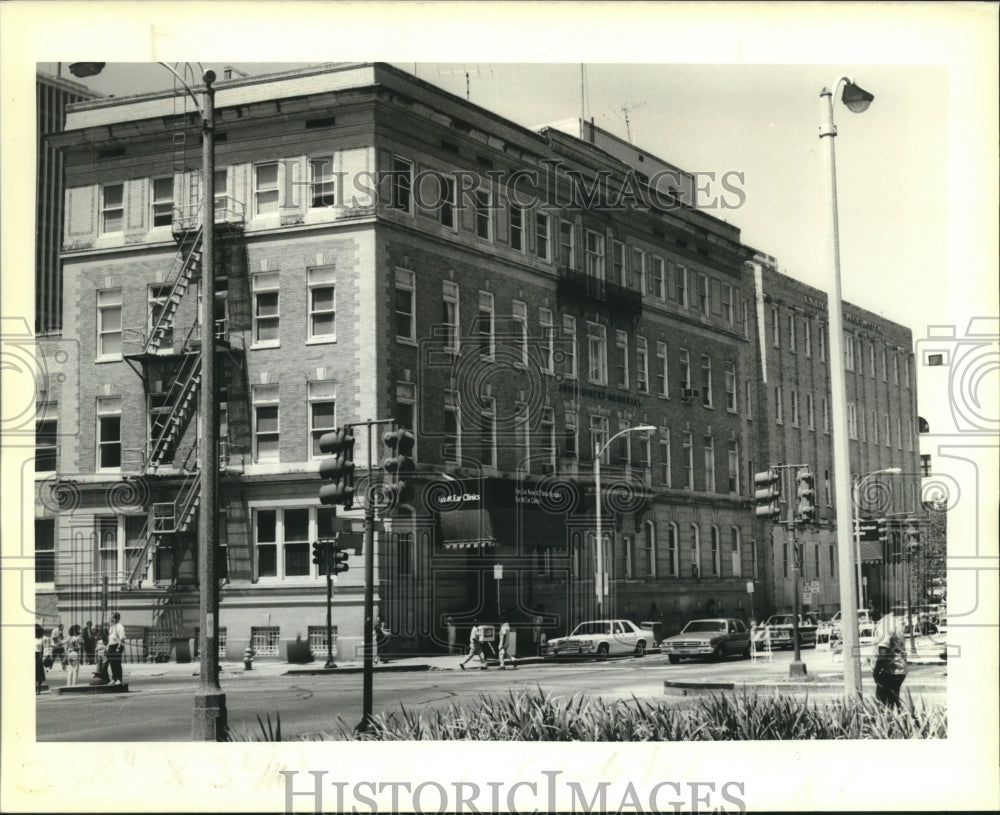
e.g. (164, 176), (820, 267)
(243, 646), (255, 671)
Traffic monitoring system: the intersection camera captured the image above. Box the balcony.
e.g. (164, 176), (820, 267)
(556, 268), (642, 316)
(172, 197), (246, 234)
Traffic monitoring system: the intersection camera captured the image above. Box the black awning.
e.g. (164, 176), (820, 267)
(858, 541), (883, 563)
(440, 509), (497, 550)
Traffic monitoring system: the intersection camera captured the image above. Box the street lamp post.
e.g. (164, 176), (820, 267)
(594, 425), (656, 618)
(852, 468), (901, 611)
(819, 76), (875, 697)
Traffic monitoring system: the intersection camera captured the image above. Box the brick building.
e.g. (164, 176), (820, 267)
(747, 253), (922, 618)
(41, 62), (883, 661)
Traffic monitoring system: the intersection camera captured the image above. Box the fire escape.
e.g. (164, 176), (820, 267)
(120, 105), (250, 589)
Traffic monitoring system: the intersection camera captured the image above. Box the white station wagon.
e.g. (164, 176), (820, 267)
(544, 619), (654, 658)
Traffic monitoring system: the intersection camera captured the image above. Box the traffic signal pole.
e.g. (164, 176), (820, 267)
(788, 491), (805, 676)
(325, 536), (336, 669)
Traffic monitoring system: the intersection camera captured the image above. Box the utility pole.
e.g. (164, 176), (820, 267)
(325, 535), (336, 668)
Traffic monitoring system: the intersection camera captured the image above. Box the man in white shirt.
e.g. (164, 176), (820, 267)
(107, 612), (126, 686)
(458, 620), (488, 670)
(497, 616), (516, 670)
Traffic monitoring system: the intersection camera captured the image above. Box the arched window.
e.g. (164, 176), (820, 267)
(918, 416), (930, 434)
(690, 524), (701, 578)
(645, 520), (657, 578)
(667, 523), (679, 577)
(730, 527), (742, 577)
(710, 526), (721, 576)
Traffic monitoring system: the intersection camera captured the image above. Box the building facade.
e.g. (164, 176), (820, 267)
(38, 62), (918, 661)
(748, 254), (922, 618)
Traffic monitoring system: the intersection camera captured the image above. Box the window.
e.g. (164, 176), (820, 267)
(847, 402), (858, 439)
(818, 325), (826, 362)
(538, 308), (554, 373)
(559, 220), (575, 268)
(648, 255), (665, 299)
(151, 177), (174, 227)
(35, 519), (55, 583)
(282, 508), (311, 577)
(395, 381), (416, 438)
(35, 403), (57, 472)
(562, 315), (577, 379)
(585, 230), (605, 280)
(478, 291), (495, 358)
(636, 337), (649, 393)
(395, 269), (416, 343)
(790, 390), (799, 426)
(745, 380), (752, 419)
(251, 626), (280, 657)
(675, 264), (688, 307)
(771, 308), (780, 347)
(612, 241), (626, 286)
(729, 526), (743, 577)
(907, 419), (914, 451)
(624, 535), (634, 579)
(807, 394), (815, 430)
(884, 414), (891, 447)
(309, 156), (336, 208)
(804, 320), (812, 357)
(896, 417), (903, 449)
(822, 397), (830, 433)
(308, 267), (336, 340)
(308, 382), (336, 460)
(252, 273), (280, 346)
(721, 283), (734, 323)
(148, 285), (175, 351)
(725, 362), (737, 412)
(788, 314), (797, 352)
(254, 162), (280, 216)
(868, 343), (876, 376)
(829, 544), (836, 579)
(439, 175), (457, 229)
(630, 247), (645, 292)
(704, 434), (715, 492)
(844, 332), (856, 371)
(590, 415), (609, 464)
(659, 428), (671, 486)
(697, 274), (709, 316)
(586, 322), (608, 385)
(254, 507), (331, 580)
(442, 281), (460, 353)
(774, 388), (783, 424)
(667, 523), (680, 577)
(479, 396), (497, 468)
(750, 539), (758, 579)
(893, 352), (900, 384)
(710, 527), (721, 576)
(782, 542), (789, 578)
(443, 390), (461, 463)
(540, 406), (556, 471)
(905, 356), (912, 388)
(564, 409), (578, 459)
(920, 454), (931, 477)
(615, 330), (630, 389)
(679, 348), (691, 390)
(515, 402), (530, 471)
(96, 516), (118, 578)
(700, 355), (713, 407)
(682, 431), (693, 489)
(656, 342), (669, 398)
(727, 440), (740, 493)
(308, 625), (337, 656)
(814, 543), (821, 579)
(253, 385), (280, 462)
(535, 211), (550, 261)
(390, 157), (412, 213)
(743, 301), (751, 339)
(646, 522), (657, 578)
(509, 203), (524, 251)
(101, 183), (123, 234)
(97, 288), (122, 359)
(637, 430), (651, 470)
(513, 301), (529, 366)
(96, 397), (121, 471)
(474, 189), (492, 240)
(872, 410), (879, 445)
(691, 524), (701, 577)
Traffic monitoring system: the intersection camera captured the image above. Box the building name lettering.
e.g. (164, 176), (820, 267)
(558, 383), (640, 407)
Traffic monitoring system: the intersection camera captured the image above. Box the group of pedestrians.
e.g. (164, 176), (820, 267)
(35, 613), (126, 692)
(458, 616), (517, 671)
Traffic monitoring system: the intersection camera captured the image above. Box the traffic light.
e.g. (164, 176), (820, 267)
(795, 468), (816, 523)
(330, 547), (349, 574)
(312, 540), (328, 573)
(383, 428), (416, 506)
(318, 426), (356, 508)
(878, 518), (889, 545)
(906, 517), (921, 553)
(753, 469), (781, 519)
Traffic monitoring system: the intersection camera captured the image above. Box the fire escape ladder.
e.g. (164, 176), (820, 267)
(146, 349), (202, 474)
(145, 227), (203, 354)
(126, 510), (158, 589)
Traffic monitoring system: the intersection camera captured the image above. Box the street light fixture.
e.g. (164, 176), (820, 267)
(852, 467), (901, 612)
(820, 75), (875, 697)
(594, 424), (656, 618)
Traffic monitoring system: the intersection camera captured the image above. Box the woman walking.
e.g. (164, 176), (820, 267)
(35, 624), (46, 693)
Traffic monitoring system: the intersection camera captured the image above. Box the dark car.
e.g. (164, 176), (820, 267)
(660, 618), (751, 663)
(755, 613), (818, 650)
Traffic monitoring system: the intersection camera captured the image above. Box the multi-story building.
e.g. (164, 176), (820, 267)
(747, 253), (922, 618)
(40, 62), (840, 662)
(36, 70), (100, 335)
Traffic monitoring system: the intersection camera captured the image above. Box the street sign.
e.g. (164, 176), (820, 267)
(746, 581), (755, 594)
(858, 520), (880, 541)
(493, 564), (503, 580)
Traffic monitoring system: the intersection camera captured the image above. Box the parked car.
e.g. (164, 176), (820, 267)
(660, 618), (751, 663)
(543, 619), (654, 659)
(891, 605), (940, 635)
(818, 609), (876, 642)
(755, 613), (819, 650)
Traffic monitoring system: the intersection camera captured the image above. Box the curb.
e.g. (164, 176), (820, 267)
(286, 664), (432, 676)
(56, 683), (129, 695)
(664, 679), (946, 696)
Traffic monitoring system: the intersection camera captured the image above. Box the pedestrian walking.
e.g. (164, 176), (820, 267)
(872, 610), (907, 708)
(65, 624), (82, 686)
(106, 612), (126, 686)
(532, 613), (543, 656)
(458, 620), (488, 670)
(82, 620), (96, 665)
(373, 615), (391, 664)
(35, 624), (46, 693)
(497, 616), (516, 670)
(50, 623), (66, 670)
(446, 616), (457, 655)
